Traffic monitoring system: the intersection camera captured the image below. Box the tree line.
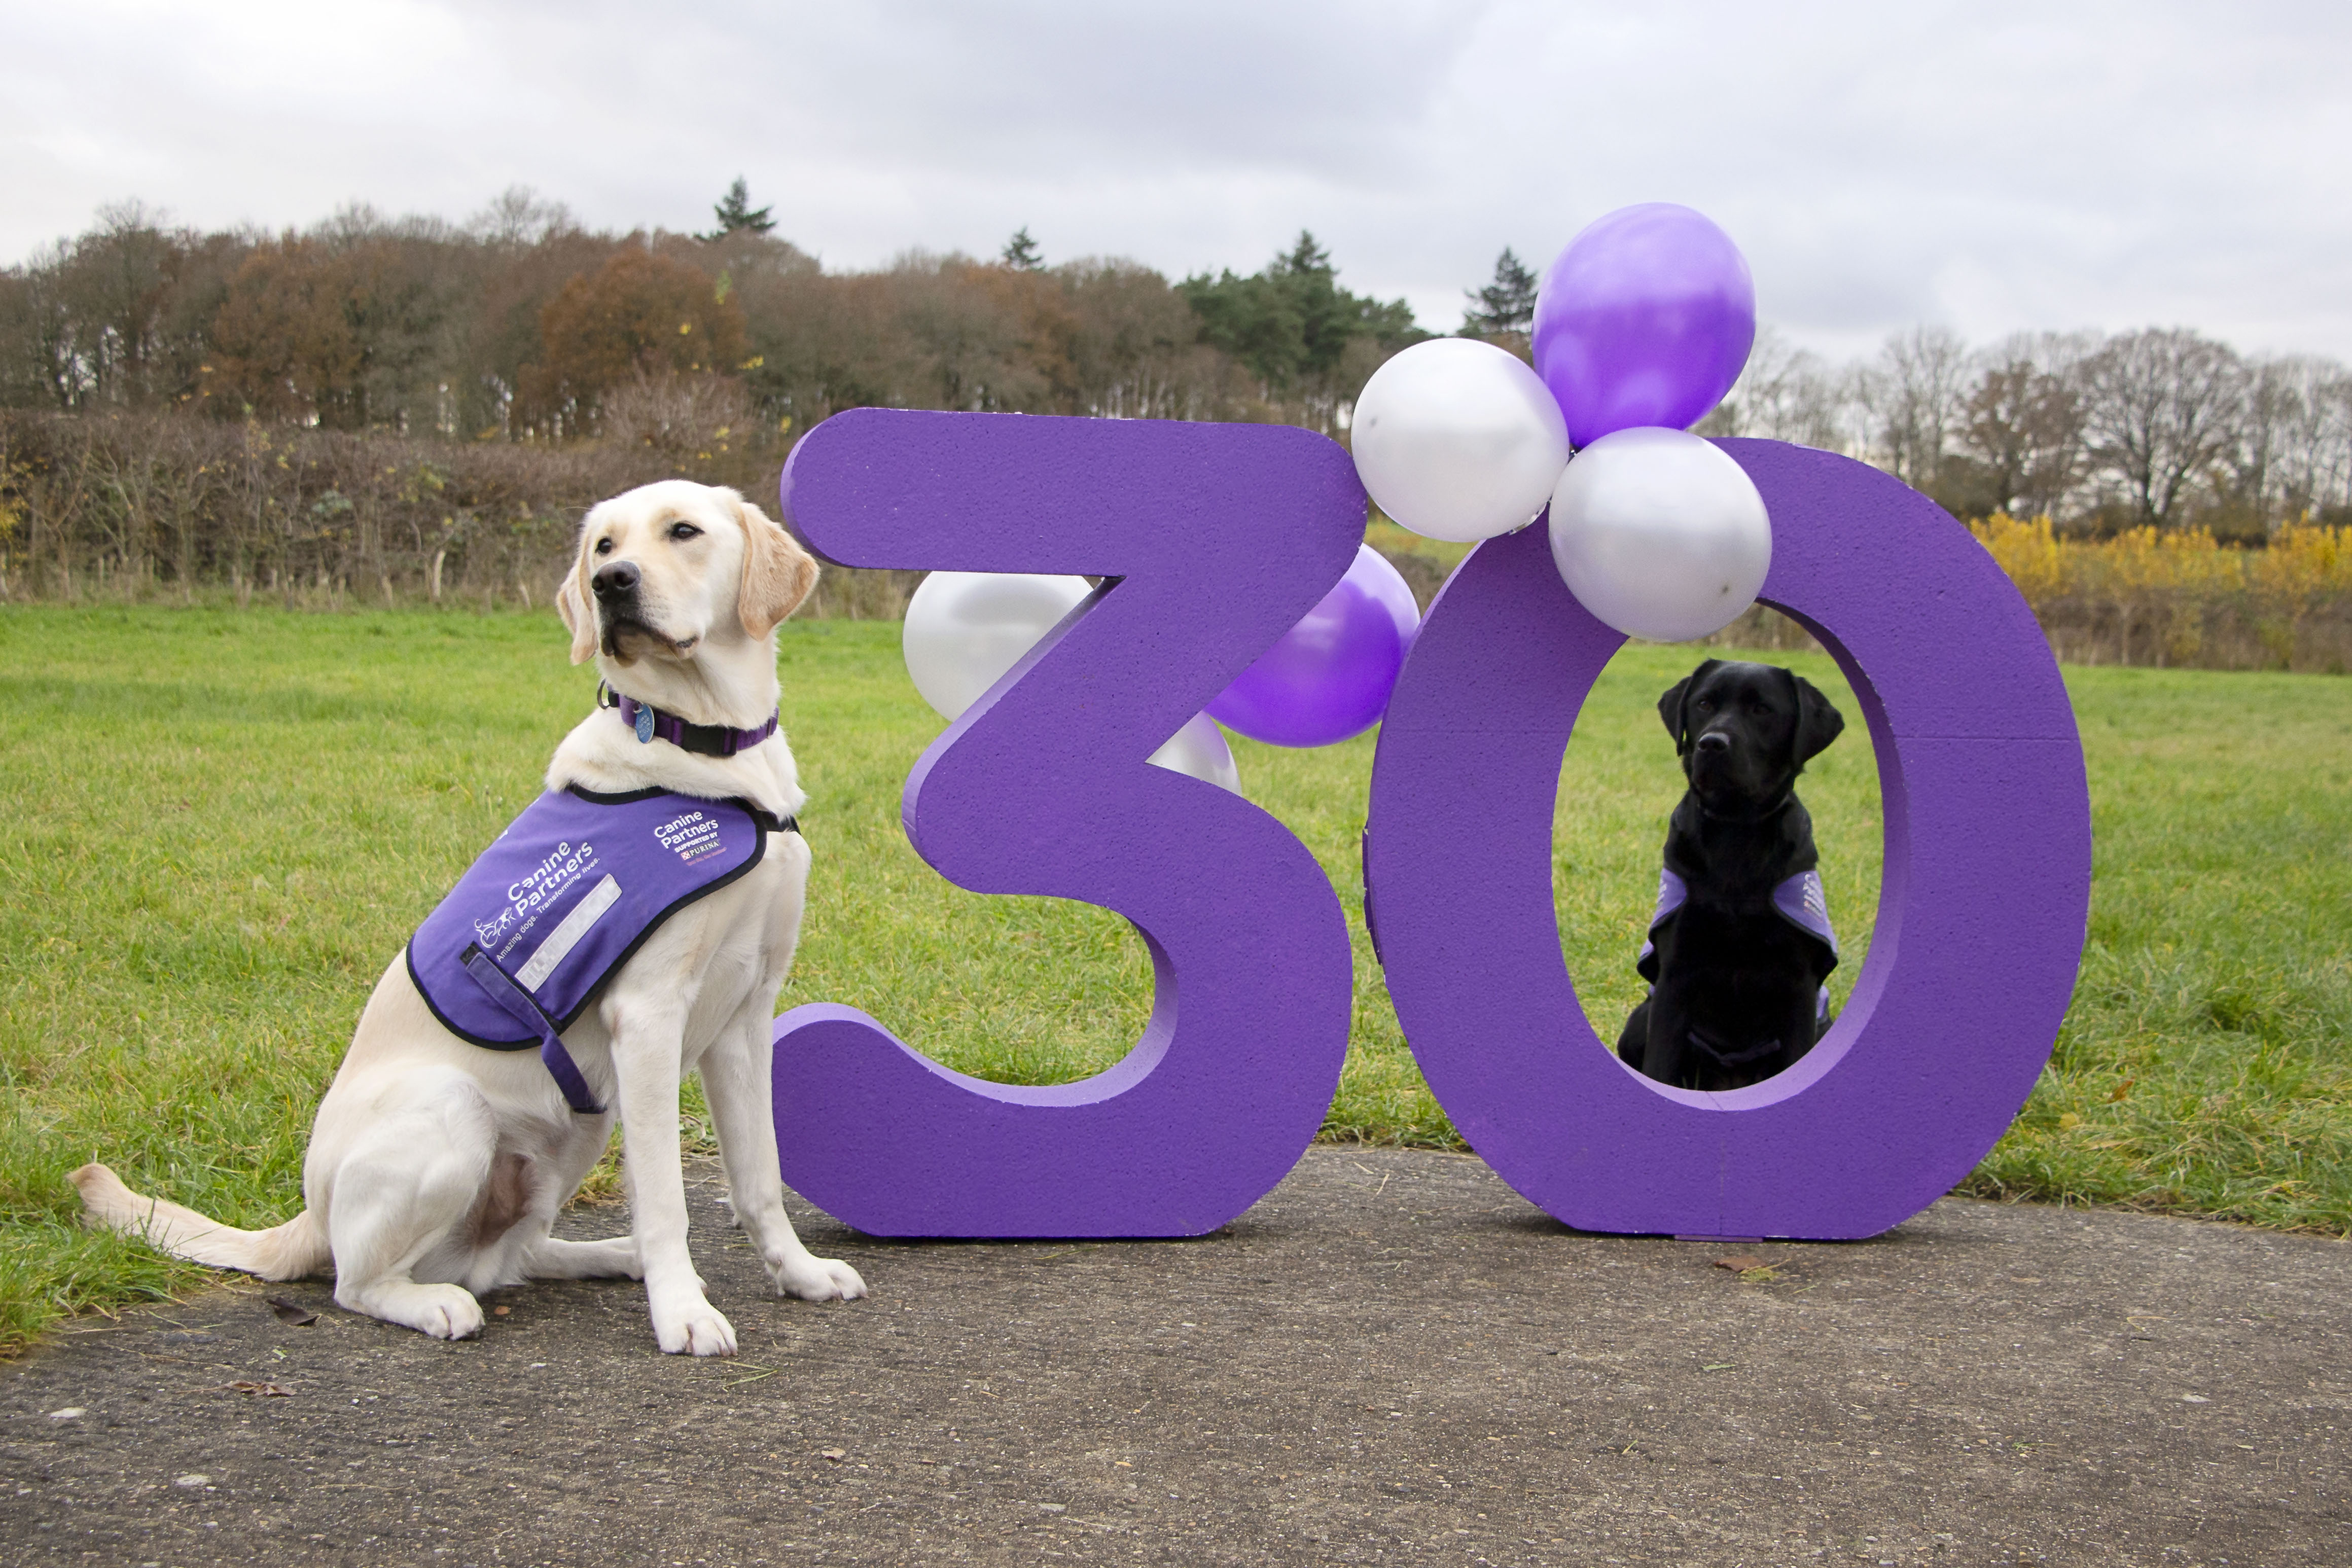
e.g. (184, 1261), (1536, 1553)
(1, 186), (2347, 626)
(0, 186), (1420, 442)
(1696, 324), (2352, 540)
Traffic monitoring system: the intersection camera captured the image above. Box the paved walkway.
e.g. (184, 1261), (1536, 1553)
(4, 1147), (2347, 1566)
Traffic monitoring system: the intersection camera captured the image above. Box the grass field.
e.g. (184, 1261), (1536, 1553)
(2, 603), (2347, 1355)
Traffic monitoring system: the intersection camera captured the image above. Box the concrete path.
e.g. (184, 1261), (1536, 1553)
(4, 1148), (2347, 1567)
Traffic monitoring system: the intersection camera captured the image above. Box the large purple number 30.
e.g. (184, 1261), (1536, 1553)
(770, 410), (1362, 1236)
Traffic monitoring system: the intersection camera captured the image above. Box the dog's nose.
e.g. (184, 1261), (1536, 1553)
(1695, 732), (1732, 755)
(592, 560), (640, 599)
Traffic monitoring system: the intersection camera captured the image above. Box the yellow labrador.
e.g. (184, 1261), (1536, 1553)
(74, 480), (864, 1356)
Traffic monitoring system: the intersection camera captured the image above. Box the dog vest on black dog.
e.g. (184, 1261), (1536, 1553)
(1637, 866), (1839, 1063)
(407, 786), (792, 1114)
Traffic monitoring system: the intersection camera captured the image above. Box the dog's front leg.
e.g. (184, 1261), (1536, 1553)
(699, 1019), (867, 1303)
(609, 1012), (737, 1356)
(1641, 990), (1693, 1088)
(1772, 985), (1825, 1076)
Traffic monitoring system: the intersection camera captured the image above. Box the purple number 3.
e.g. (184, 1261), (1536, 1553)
(770, 410), (1363, 1236)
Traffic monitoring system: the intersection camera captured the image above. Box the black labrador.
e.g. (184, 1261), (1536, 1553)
(1616, 659), (1846, 1091)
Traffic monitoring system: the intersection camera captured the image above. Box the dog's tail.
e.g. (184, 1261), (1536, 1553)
(70, 1163), (330, 1281)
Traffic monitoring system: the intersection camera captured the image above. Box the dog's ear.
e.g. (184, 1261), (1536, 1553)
(1788, 671), (1846, 767)
(1656, 679), (1690, 751)
(555, 550), (597, 666)
(1658, 659), (1719, 754)
(732, 492), (821, 638)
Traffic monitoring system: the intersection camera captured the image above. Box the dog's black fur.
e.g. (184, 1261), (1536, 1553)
(1616, 659), (1846, 1091)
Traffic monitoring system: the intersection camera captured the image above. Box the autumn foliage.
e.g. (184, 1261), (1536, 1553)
(1971, 513), (2352, 671)
(520, 251), (749, 431)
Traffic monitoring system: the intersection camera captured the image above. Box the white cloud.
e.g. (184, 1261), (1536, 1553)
(4, 0), (2349, 359)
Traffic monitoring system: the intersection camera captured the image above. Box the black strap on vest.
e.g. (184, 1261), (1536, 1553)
(459, 947), (608, 1116)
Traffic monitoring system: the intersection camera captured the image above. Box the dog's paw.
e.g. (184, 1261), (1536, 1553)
(775, 1255), (868, 1302)
(412, 1286), (485, 1342)
(652, 1299), (738, 1357)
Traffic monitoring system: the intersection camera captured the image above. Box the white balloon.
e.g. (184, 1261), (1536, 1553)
(902, 570), (1093, 721)
(1547, 426), (1772, 642)
(902, 570), (1244, 797)
(1349, 338), (1571, 544)
(1148, 712), (1242, 795)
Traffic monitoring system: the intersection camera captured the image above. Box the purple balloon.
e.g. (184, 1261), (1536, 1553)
(1532, 203), (1757, 447)
(1205, 544), (1420, 747)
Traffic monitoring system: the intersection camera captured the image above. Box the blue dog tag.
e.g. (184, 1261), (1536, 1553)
(635, 704), (655, 743)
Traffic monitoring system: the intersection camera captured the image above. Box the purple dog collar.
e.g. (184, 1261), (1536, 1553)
(599, 684), (779, 758)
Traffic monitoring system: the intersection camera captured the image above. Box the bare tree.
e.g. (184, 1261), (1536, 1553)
(469, 188), (581, 255)
(1954, 331), (2096, 519)
(2079, 328), (2245, 528)
(2221, 355), (2352, 531)
(1704, 325), (1856, 451)
(1859, 325), (1972, 490)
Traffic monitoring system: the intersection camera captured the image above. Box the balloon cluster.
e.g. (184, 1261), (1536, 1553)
(902, 571), (1244, 793)
(1351, 203), (1769, 642)
(902, 547), (1424, 781)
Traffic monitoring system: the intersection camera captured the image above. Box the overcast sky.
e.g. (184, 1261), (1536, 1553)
(6, 0), (2349, 363)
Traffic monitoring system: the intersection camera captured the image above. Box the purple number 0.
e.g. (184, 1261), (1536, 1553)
(771, 410), (1362, 1236)
(1364, 439), (2092, 1240)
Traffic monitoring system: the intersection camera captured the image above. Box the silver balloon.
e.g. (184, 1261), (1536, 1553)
(1547, 426), (1772, 642)
(902, 571), (1093, 721)
(1350, 338), (1570, 544)
(1147, 712), (1242, 795)
(901, 570), (1243, 796)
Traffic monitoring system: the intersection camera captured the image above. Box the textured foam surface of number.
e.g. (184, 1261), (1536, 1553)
(1364, 438), (2091, 1240)
(771, 410), (1362, 1236)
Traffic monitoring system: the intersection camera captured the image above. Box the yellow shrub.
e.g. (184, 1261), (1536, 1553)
(1969, 517), (2352, 671)
(1971, 513), (2067, 603)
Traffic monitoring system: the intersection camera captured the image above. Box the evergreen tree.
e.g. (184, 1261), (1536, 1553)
(704, 177), (775, 240)
(1463, 246), (1539, 338)
(1181, 230), (1423, 394)
(1001, 226), (1044, 271)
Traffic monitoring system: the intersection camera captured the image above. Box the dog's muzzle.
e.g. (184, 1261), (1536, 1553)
(592, 561), (676, 660)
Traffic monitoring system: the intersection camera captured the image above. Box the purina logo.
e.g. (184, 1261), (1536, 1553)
(655, 810), (724, 863)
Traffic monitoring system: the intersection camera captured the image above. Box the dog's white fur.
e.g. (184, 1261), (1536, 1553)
(73, 480), (862, 1356)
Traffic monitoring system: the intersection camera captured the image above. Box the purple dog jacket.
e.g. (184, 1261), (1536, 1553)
(1637, 866), (1840, 1022)
(407, 787), (786, 1113)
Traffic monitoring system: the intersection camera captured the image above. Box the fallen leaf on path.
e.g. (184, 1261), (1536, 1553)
(264, 1296), (317, 1326)
(821, 1447), (846, 1462)
(227, 1381), (294, 1397)
(1713, 1256), (1767, 1272)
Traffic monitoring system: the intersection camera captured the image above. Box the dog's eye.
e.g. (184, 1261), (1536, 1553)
(1694, 697), (1716, 712)
(594, 538), (613, 555)
(668, 522), (702, 543)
